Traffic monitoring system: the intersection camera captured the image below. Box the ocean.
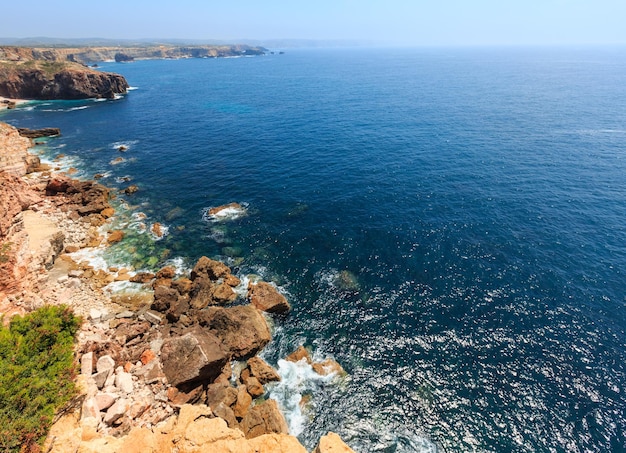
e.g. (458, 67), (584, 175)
(3, 46), (626, 452)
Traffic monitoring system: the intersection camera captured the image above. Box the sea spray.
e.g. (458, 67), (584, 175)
(268, 358), (337, 436)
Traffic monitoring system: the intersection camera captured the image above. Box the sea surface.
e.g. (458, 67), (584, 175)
(3, 47), (626, 452)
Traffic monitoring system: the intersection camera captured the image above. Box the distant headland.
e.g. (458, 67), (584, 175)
(0, 44), (267, 101)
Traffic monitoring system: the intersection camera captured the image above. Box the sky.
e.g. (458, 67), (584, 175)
(2, 0), (626, 46)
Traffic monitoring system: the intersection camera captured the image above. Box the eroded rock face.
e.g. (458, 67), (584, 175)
(160, 327), (229, 387)
(0, 122), (37, 176)
(0, 64), (129, 100)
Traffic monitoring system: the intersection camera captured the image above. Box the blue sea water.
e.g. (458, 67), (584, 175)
(4, 47), (626, 452)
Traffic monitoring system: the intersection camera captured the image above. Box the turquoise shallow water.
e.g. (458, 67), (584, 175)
(4, 47), (626, 452)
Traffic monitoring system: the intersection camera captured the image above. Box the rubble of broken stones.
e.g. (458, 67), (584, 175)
(76, 255), (343, 443)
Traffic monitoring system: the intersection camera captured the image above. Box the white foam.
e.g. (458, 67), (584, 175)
(267, 359), (336, 436)
(67, 247), (108, 271)
(202, 203), (248, 222)
(127, 86), (139, 91)
(163, 257), (189, 276)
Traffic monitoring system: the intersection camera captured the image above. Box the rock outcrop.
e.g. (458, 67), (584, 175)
(0, 122), (38, 176)
(0, 61), (129, 100)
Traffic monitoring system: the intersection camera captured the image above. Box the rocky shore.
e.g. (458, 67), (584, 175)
(0, 60), (129, 100)
(0, 122), (354, 452)
(0, 44), (267, 65)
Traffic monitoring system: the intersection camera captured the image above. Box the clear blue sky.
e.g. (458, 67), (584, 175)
(3, 0), (626, 46)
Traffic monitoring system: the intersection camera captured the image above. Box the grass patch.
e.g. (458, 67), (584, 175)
(0, 305), (81, 452)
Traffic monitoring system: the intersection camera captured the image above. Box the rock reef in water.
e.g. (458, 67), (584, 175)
(0, 60), (129, 100)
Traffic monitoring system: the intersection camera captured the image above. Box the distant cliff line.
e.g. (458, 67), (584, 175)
(0, 44), (267, 65)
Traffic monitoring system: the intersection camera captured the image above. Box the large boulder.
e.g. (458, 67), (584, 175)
(199, 305), (271, 360)
(314, 432), (356, 453)
(189, 256), (238, 308)
(246, 357), (281, 384)
(247, 281), (291, 314)
(160, 327), (229, 387)
(240, 399), (289, 439)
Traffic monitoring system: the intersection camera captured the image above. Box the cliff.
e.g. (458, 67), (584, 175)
(0, 44), (266, 64)
(0, 60), (129, 100)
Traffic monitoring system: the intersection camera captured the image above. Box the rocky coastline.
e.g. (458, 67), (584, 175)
(0, 44), (267, 65)
(0, 60), (129, 100)
(0, 122), (354, 452)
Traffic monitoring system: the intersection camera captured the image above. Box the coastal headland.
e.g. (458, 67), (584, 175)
(0, 44), (267, 102)
(0, 104), (352, 452)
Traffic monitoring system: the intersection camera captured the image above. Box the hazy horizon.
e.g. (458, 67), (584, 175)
(2, 0), (626, 47)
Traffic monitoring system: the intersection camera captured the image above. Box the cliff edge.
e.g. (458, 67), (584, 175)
(0, 60), (129, 100)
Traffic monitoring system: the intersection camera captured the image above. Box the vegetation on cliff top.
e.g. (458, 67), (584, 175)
(0, 305), (81, 452)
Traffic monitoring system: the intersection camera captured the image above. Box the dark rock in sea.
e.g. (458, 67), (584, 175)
(17, 127), (61, 138)
(115, 53), (135, 63)
(123, 185), (138, 195)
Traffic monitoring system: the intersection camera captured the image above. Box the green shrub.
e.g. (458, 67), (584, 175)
(0, 305), (81, 452)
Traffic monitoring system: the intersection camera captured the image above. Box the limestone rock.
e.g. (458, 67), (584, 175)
(201, 305), (271, 360)
(314, 432), (356, 453)
(247, 357), (281, 384)
(96, 355), (116, 374)
(104, 398), (129, 425)
(247, 281), (291, 314)
(81, 351), (94, 376)
(240, 399), (289, 439)
(160, 327), (229, 387)
(233, 384), (253, 418)
(249, 433), (308, 453)
(286, 346), (312, 364)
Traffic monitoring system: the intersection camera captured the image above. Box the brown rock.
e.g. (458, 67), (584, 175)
(140, 349), (156, 365)
(312, 358), (346, 377)
(208, 202), (243, 216)
(107, 230), (124, 244)
(240, 399), (289, 439)
(212, 281), (237, 304)
(243, 376), (265, 398)
(286, 346), (312, 364)
(314, 432), (356, 453)
(191, 255), (231, 280)
(167, 383), (205, 407)
(202, 305), (271, 360)
(160, 327), (229, 387)
(123, 185), (138, 194)
(212, 402), (238, 428)
(156, 266), (176, 279)
(130, 272), (155, 283)
(101, 207), (115, 218)
(248, 281), (291, 314)
(247, 357), (281, 384)
(151, 284), (178, 312)
(171, 277), (192, 294)
(206, 382), (238, 410)
(151, 222), (164, 238)
(249, 434), (308, 453)
(233, 385), (253, 419)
